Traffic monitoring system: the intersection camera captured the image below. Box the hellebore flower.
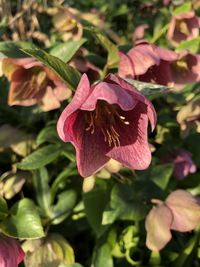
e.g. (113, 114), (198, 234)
(170, 51), (200, 90)
(0, 234), (24, 266)
(118, 41), (178, 86)
(69, 48), (101, 82)
(57, 73), (156, 177)
(172, 150), (197, 179)
(163, 149), (196, 180)
(177, 98), (200, 137)
(2, 58), (71, 111)
(52, 7), (83, 42)
(167, 11), (200, 46)
(145, 190), (200, 251)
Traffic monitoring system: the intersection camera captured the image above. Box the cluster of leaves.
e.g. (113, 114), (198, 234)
(0, 0), (200, 266)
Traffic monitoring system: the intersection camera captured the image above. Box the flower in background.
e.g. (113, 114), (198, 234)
(177, 98), (200, 137)
(145, 190), (200, 251)
(0, 234), (24, 266)
(118, 41), (178, 86)
(163, 149), (196, 180)
(132, 24), (149, 42)
(170, 51), (200, 90)
(52, 7), (83, 42)
(167, 11), (200, 46)
(172, 150), (196, 179)
(57, 73), (156, 177)
(119, 42), (200, 90)
(69, 48), (101, 82)
(2, 58), (72, 111)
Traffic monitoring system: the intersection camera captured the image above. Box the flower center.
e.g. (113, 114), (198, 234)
(84, 101), (130, 147)
(176, 20), (190, 36)
(172, 59), (188, 74)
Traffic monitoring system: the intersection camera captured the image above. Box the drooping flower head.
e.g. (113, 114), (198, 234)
(57, 73), (156, 177)
(2, 58), (72, 111)
(118, 41), (178, 86)
(145, 190), (200, 251)
(167, 11), (200, 46)
(170, 51), (200, 89)
(52, 7), (83, 42)
(0, 234), (24, 267)
(177, 98), (200, 137)
(162, 149), (196, 180)
(119, 42), (200, 90)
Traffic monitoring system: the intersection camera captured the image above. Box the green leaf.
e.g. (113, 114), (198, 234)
(0, 198), (44, 238)
(172, 234), (199, 267)
(0, 41), (37, 58)
(83, 180), (109, 236)
(33, 167), (52, 216)
(175, 37), (200, 54)
(17, 144), (61, 170)
(0, 196), (8, 220)
(50, 39), (86, 62)
(102, 184), (147, 225)
(92, 243), (113, 267)
(51, 190), (77, 224)
(85, 26), (119, 68)
(36, 124), (59, 145)
(21, 48), (80, 90)
(125, 79), (169, 96)
(150, 164), (173, 190)
(172, 2), (192, 16)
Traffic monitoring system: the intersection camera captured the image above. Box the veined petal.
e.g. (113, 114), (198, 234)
(107, 103), (152, 170)
(128, 44), (160, 75)
(145, 204), (173, 251)
(81, 81), (138, 111)
(166, 190), (200, 232)
(72, 112), (110, 177)
(57, 74), (91, 142)
(118, 51), (135, 78)
(104, 74), (157, 130)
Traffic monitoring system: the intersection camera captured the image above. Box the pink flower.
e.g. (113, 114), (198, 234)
(145, 190), (200, 251)
(170, 51), (200, 89)
(132, 24), (149, 42)
(69, 48), (100, 82)
(167, 11), (200, 46)
(118, 42), (178, 86)
(57, 73), (156, 177)
(0, 234), (24, 266)
(173, 150), (196, 179)
(119, 42), (200, 89)
(2, 58), (72, 111)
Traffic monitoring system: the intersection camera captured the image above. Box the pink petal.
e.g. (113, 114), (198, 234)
(118, 52), (135, 78)
(57, 74), (91, 142)
(107, 103), (152, 170)
(40, 86), (61, 111)
(0, 235), (24, 267)
(72, 112), (110, 177)
(166, 190), (200, 232)
(145, 204), (173, 251)
(81, 82), (138, 111)
(104, 74), (157, 130)
(127, 44), (160, 75)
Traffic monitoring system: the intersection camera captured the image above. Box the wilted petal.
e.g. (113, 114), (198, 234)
(145, 204), (173, 251)
(166, 190), (200, 232)
(40, 86), (61, 111)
